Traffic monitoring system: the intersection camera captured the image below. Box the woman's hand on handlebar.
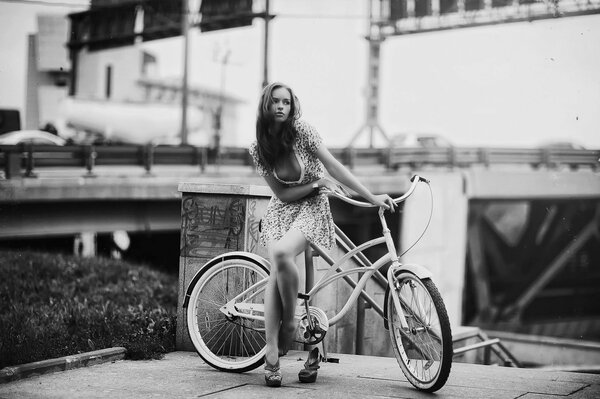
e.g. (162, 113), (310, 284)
(370, 194), (397, 213)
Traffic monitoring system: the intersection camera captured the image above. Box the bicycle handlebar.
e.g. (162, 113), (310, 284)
(325, 174), (429, 208)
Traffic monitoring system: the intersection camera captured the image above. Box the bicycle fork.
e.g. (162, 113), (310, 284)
(380, 207), (433, 332)
(387, 265), (411, 331)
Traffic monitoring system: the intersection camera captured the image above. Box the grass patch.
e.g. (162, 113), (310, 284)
(0, 250), (177, 369)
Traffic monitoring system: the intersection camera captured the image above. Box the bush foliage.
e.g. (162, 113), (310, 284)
(0, 250), (177, 369)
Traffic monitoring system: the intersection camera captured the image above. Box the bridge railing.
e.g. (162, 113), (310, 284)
(1, 144), (598, 179)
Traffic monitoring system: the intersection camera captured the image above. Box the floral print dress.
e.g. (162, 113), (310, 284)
(249, 120), (336, 250)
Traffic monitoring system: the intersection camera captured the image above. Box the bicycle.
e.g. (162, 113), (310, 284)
(182, 175), (453, 392)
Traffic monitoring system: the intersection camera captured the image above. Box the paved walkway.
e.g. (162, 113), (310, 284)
(1, 351), (599, 398)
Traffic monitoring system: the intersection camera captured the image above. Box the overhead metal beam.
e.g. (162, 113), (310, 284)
(0, 200), (181, 239)
(466, 170), (600, 200)
(381, 0), (600, 36)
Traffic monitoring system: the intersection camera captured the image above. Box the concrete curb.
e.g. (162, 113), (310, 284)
(0, 347), (126, 384)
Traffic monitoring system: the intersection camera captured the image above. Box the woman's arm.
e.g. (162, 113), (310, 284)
(316, 145), (396, 211)
(262, 174), (318, 203)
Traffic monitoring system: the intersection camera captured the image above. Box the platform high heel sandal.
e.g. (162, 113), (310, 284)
(264, 357), (282, 387)
(298, 347), (321, 383)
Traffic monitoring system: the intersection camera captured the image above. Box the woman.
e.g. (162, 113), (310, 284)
(249, 82), (396, 387)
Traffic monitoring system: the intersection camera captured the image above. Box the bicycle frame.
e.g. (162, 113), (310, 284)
(218, 176), (432, 330)
(184, 175), (452, 392)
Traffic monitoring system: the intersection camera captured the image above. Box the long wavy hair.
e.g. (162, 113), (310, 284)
(255, 82), (302, 171)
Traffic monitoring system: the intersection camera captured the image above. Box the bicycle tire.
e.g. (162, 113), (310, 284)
(387, 272), (452, 392)
(187, 257), (269, 373)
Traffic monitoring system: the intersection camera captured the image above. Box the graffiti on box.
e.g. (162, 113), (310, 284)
(246, 198), (262, 253)
(181, 195), (245, 258)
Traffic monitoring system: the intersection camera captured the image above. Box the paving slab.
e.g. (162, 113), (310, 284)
(0, 351), (598, 399)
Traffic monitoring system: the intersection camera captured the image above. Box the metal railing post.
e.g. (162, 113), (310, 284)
(24, 143), (37, 178)
(143, 143), (154, 175)
(84, 145), (97, 177)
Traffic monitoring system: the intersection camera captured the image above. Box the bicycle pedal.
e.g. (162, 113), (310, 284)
(297, 293), (310, 300)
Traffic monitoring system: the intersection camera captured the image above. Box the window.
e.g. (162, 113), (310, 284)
(105, 65), (112, 99)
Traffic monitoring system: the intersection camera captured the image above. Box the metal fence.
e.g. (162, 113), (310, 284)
(1, 144), (598, 179)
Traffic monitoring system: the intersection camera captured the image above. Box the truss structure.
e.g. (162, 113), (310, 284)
(378, 0), (600, 35)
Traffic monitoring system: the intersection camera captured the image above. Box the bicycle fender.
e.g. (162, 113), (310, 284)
(382, 264), (433, 330)
(397, 263), (433, 280)
(182, 251), (271, 308)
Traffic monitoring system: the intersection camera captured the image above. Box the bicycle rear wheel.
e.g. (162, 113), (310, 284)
(387, 272), (452, 392)
(186, 257), (269, 372)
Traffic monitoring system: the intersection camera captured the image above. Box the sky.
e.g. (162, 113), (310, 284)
(1, 0), (599, 148)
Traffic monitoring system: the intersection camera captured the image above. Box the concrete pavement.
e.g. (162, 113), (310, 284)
(1, 350), (599, 398)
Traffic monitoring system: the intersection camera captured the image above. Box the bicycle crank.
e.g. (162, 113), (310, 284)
(295, 306), (329, 345)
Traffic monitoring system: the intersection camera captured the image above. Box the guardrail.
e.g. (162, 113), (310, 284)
(0, 143), (598, 179)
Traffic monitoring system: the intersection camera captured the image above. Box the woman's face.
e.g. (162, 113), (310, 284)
(269, 87), (291, 124)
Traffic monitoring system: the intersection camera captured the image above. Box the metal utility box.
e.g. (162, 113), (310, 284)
(176, 183), (272, 350)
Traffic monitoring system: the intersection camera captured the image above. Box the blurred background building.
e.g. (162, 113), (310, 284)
(2, 0), (600, 148)
(24, 14), (70, 132)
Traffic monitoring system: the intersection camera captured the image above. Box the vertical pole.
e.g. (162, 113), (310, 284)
(366, 34), (384, 147)
(262, 0), (270, 88)
(69, 47), (78, 97)
(180, 0), (190, 145)
(348, 0), (388, 148)
(215, 50), (229, 163)
(354, 223), (370, 355)
(303, 247), (315, 352)
(304, 247), (315, 296)
(356, 296), (365, 354)
(368, 0), (377, 149)
(67, 13), (78, 97)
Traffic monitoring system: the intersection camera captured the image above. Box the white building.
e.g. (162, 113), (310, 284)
(22, 10), (244, 147)
(24, 14), (70, 132)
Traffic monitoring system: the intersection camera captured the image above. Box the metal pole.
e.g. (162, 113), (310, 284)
(303, 247), (315, 352)
(215, 49), (230, 164)
(180, 0), (190, 145)
(262, 0), (270, 88)
(348, 0), (389, 148)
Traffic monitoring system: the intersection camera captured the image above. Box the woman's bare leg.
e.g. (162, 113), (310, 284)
(264, 229), (307, 366)
(264, 271), (282, 366)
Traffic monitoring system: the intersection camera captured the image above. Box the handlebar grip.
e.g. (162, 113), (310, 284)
(411, 175), (430, 184)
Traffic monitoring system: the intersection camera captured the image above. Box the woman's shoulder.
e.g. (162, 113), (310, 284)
(294, 119), (315, 133)
(294, 119), (320, 141)
(248, 140), (260, 162)
(293, 119), (322, 152)
(248, 140), (258, 153)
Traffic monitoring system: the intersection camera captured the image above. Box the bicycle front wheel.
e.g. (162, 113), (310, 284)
(387, 272), (452, 392)
(187, 257), (269, 372)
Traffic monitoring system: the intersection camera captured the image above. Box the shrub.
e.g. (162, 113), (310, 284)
(0, 250), (178, 368)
